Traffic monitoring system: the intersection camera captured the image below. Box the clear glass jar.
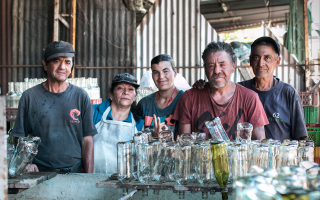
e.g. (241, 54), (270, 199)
(117, 141), (133, 183)
(6, 82), (17, 108)
(175, 144), (191, 185)
(236, 122), (253, 144)
(251, 145), (269, 169)
(205, 117), (229, 141)
(231, 144), (248, 180)
(196, 143), (212, 185)
(137, 143), (153, 184)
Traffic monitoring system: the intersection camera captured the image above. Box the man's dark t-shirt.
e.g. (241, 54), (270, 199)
(12, 84), (97, 169)
(238, 77), (307, 141)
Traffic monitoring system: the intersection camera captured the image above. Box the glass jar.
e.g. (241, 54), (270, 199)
(175, 144), (191, 185)
(205, 117), (229, 141)
(117, 141), (133, 183)
(137, 143), (153, 184)
(277, 144), (298, 169)
(236, 122), (253, 144)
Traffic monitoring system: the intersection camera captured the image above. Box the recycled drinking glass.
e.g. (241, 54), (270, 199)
(150, 141), (160, 171)
(175, 144), (191, 185)
(117, 141), (133, 183)
(251, 145), (269, 169)
(189, 140), (202, 182)
(236, 122), (253, 144)
(152, 142), (167, 182)
(205, 117), (230, 141)
(178, 133), (195, 146)
(276, 144), (298, 169)
(247, 140), (261, 169)
(298, 141), (314, 164)
(137, 143), (153, 184)
(196, 143), (212, 185)
(164, 142), (177, 181)
(132, 132), (149, 179)
(211, 140), (229, 200)
(159, 130), (173, 143)
(192, 132), (206, 141)
(231, 144), (248, 180)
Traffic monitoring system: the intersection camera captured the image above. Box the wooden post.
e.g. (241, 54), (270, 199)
(70, 0), (76, 78)
(0, 97), (8, 200)
(53, 0), (59, 41)
(303, 0), (310, 91)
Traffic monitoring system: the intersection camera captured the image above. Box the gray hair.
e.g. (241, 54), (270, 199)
(202, 42), (236, 66)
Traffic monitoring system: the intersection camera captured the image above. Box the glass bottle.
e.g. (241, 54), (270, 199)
(205, 117), (229, 141)
(92, 78), (100, 99)
(117, 141), (133, 183)
(211, 140), (229, 200)
(6, 82), (18, 108)
(14, 82), (23, 107)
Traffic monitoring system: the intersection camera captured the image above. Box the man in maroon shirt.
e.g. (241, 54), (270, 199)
(173, 42), (268, 140)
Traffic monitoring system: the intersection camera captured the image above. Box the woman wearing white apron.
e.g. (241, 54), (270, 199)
(92, 73), (143, 175)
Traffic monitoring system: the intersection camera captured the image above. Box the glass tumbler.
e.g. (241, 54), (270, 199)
(251, 145), (269, 169)
(211, 140), (229, 200)
(205, 117), (229, 141)
(164, 142), (177, 181)
(236, 122), (253, 144)
(159, 130), (174, 143)
(276, 144), (298, 169)
(175, 145), (191, 185)
(137, 143), (154, 184)
(231, 144), (248, 180)
(117, 142), (133, 183)
(152, 142), (167, 182)
(133, 132), (149, 178)
(196, 143), (212, 185)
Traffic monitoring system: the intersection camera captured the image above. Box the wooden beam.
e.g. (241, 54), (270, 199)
(53, 0), (59, 41)
(304, 0), (310, 91)
(70, 0), (76, 78)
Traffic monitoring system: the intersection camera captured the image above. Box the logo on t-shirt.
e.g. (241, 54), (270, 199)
(70, 109), (81, 123)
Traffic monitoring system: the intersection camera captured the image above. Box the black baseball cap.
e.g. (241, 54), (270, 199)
(251, 36), (281, 55)
(44, 41), (75, 61)
(112, 73), (140, 88)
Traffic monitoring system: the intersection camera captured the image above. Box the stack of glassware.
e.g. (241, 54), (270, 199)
(67, 77), (100, 100)
(7, 135), (40, 178)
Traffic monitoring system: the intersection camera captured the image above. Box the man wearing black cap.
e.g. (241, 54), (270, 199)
(12, 41), (97, 173)
(238, 37), (308, 141)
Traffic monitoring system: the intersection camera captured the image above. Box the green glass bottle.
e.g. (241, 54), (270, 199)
(211, 140), (229, 200)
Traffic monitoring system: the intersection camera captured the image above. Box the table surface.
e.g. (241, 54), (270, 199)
(96, 175), (233, 193)
(8, 172), (57, 189)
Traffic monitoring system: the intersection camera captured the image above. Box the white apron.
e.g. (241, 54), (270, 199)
(93, 106), (137, 175)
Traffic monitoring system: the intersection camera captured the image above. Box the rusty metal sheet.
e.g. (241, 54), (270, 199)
(0, 97), (7, 200)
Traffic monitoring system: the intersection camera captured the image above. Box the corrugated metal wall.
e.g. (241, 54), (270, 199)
(136, 0), (244, 87)
(263, 26), (305, 92)
(73, 0), (136, 100)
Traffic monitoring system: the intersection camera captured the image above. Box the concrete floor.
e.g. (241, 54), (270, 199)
(8, 173), (233, 200)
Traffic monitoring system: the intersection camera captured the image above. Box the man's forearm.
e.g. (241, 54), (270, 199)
(252, 126), (266, 140)
(82, 136), (94, 173)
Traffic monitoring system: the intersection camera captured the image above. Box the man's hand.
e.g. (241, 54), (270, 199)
(82, 135), (94, 173)
(24, 164), (39, 172)
(192, 79), (206, 89)
(153, 114), (168, 137)
(252, 126), (266, 140)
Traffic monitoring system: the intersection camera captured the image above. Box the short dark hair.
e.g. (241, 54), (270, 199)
(151, 54), (176, 70)
(202, 42), (236, 66)
(251, 41), (279, 58)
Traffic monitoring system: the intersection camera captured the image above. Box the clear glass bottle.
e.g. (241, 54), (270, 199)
(6, 82), (17, 108)
(86, 77), (93, 99)
(14, 82), (23, 107)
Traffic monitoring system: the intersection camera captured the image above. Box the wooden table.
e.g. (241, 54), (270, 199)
(8, 172), (57, 194)
(96, 175), (233, 193)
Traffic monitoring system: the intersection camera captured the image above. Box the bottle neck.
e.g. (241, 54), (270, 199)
(8, 82), (15, 92)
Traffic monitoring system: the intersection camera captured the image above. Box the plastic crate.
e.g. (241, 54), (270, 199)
(298, 92), (319, 107)
(308, 132), (320, 147)
(303, 107), (319, 124)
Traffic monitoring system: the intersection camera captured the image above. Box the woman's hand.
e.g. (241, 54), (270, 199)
(192, 79), (206, 89)
(153, 114), (168, 137)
